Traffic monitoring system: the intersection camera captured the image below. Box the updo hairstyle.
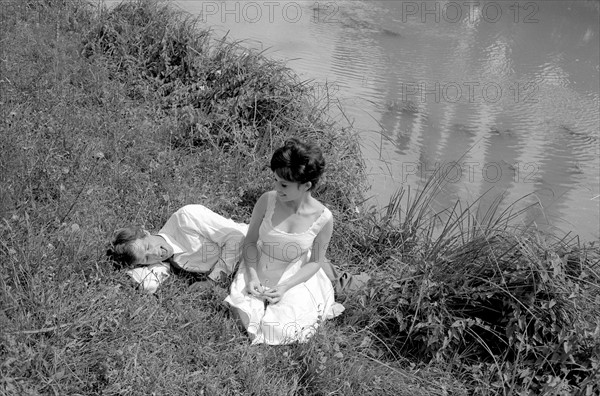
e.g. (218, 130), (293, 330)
(270, 138), (325, 190)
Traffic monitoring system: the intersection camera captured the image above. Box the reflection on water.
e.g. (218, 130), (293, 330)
(172, 0), (599, 241)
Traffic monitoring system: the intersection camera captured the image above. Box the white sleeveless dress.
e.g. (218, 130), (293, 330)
(224, 191), (344, 345)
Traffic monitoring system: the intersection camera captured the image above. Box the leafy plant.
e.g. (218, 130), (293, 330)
(344, 172), (600, 394)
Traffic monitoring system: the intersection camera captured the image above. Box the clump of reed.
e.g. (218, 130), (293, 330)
(80, 0), (309, 141)
(79, 0), (366, 218)
(342, 169), (600, 394)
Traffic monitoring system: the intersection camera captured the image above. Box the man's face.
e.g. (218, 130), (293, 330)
(130, 234), (174, 265)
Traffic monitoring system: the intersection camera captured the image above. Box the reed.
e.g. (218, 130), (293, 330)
(343, 170), (600, 394)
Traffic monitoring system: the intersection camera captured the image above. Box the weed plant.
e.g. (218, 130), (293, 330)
(343, 170), (600, 394)
(1, 1), (598, 395)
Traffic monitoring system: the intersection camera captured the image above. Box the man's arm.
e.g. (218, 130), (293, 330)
(197, 207), (249, 279)
(159, 205), (246, 277)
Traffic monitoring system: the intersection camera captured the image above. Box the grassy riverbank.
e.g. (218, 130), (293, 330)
(1, 1), (598, 395)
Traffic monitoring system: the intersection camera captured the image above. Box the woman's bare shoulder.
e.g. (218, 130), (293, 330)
(311, 198), (331, 218)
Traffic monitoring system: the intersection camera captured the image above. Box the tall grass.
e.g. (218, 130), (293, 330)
(343, 168), (600, 394)
(78, 0), (366, 218)
(1, 1), (598, 395)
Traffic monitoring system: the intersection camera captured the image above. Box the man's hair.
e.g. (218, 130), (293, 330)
(107, 226), (146, 266)
(270, 138), (325, 190)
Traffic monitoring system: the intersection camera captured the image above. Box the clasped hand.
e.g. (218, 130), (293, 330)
(246, 280), (289, 304)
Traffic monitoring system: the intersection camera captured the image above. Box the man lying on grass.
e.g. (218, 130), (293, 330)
(108, 204), (369, 294)
(108, 205), (249, 293)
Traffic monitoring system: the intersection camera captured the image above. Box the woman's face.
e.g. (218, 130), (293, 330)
(130, 234), (174, 265)
(273, 173), (309, 201)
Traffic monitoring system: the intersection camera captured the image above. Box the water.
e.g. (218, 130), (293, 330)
(168, 0), (599, 241)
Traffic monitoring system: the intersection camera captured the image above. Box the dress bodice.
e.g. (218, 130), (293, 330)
(258, 191), (331, 264)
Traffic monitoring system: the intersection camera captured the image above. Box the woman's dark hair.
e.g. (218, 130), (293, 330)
(106, 226), (146, 267)
(270, 138), (325, 190)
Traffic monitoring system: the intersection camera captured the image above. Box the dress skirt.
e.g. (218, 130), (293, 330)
(224, 260), (344, 345)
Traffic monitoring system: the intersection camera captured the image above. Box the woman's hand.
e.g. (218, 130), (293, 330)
(245, 277), (264, 297)
(262, 284), (290, 304)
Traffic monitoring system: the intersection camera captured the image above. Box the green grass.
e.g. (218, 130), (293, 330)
(1, 1), (598, 395)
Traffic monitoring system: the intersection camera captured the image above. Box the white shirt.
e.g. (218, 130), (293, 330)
(157, 205), (249, 279)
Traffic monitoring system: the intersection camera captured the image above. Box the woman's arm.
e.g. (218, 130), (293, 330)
(263, 216), (333, 304)
(241, 192), (269, 296)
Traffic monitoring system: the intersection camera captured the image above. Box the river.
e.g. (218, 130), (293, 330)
(153, 1), (599, 241)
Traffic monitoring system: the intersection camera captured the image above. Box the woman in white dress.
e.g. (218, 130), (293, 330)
(225, 139), (344, 344)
